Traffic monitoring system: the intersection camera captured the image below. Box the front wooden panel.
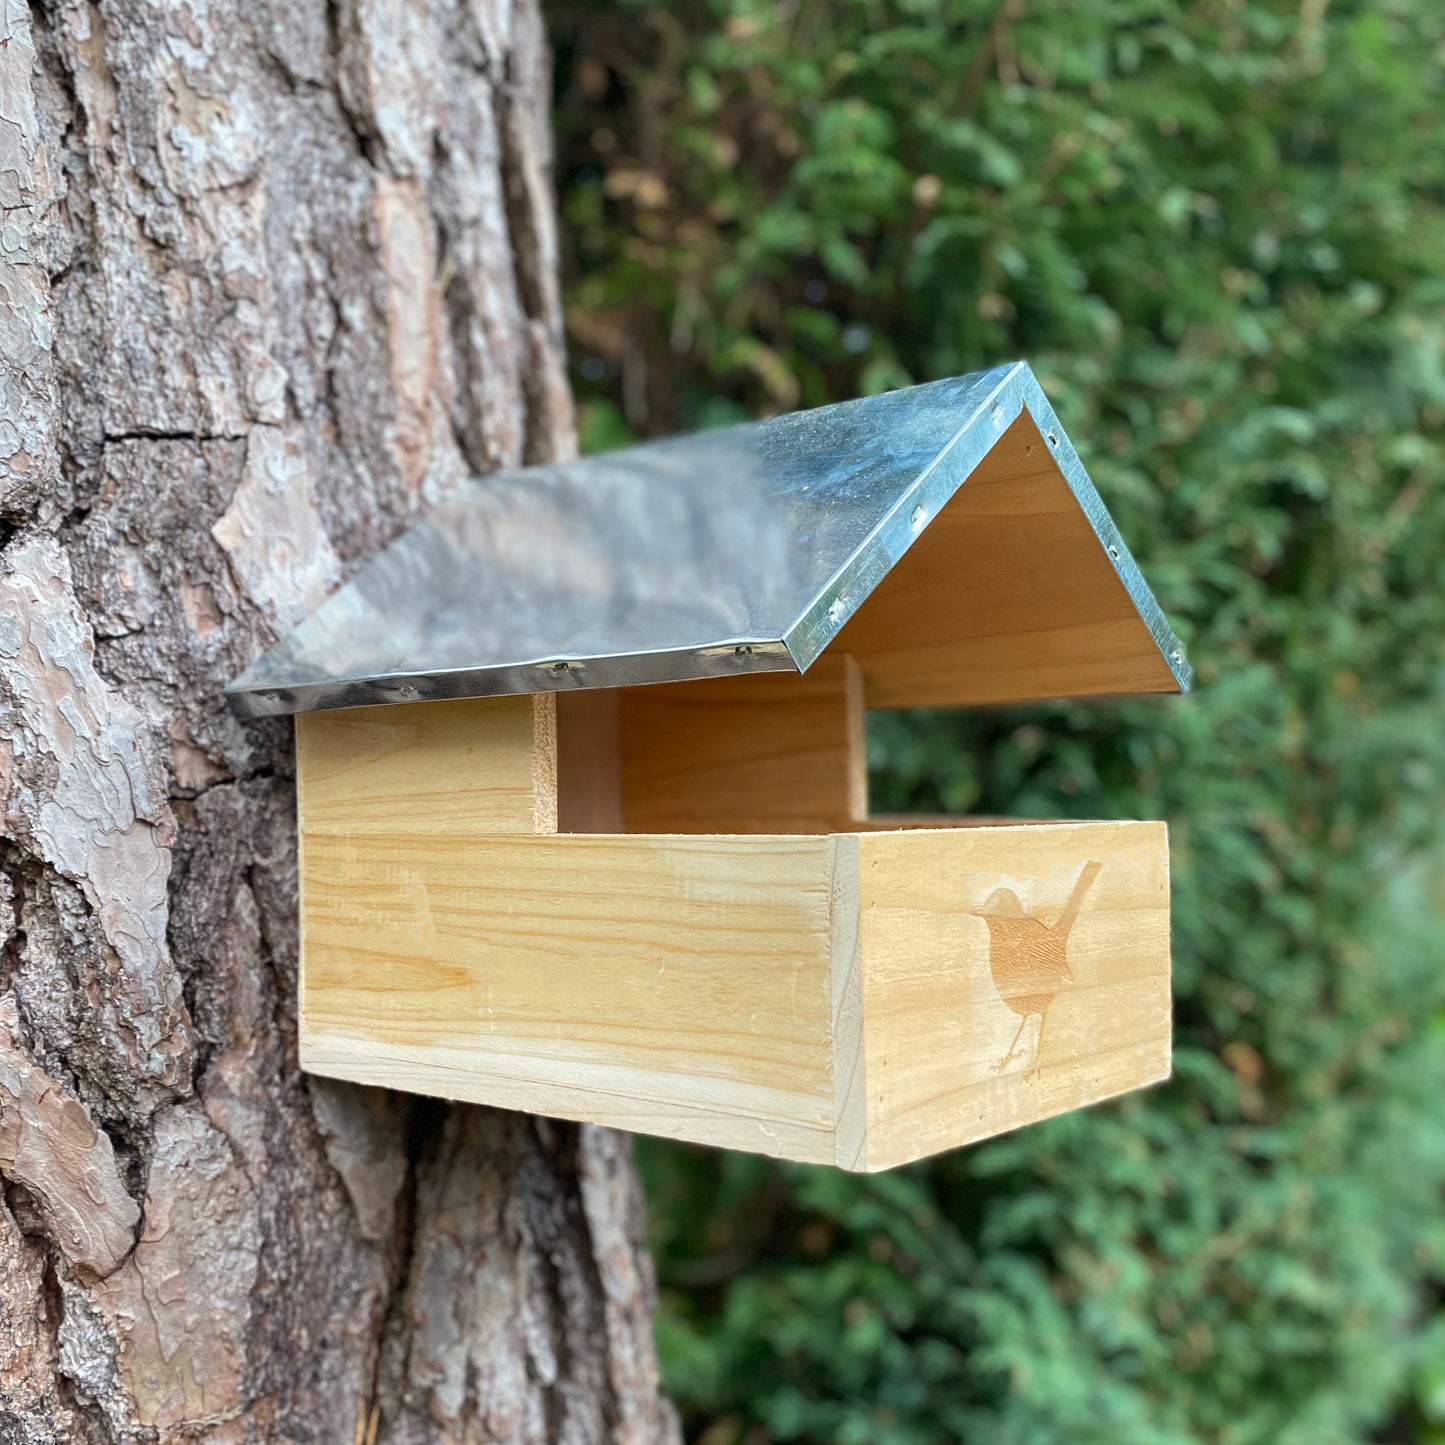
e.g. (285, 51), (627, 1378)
(301, 830), (842, 1162)
(851, 821), (1171, 1170)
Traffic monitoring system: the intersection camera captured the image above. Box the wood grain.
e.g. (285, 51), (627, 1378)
(301, 831), (841, 1162)
(618, 655), (867, 833)
(850, 821), (1171, 1170)
(835, 412), (1182, 708)
(296, 693), (558, 837)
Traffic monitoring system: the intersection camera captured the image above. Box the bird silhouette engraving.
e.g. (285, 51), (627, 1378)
(978, 861), (1102, 1079)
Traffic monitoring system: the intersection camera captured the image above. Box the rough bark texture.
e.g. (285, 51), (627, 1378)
(0, 0), (679, 1438)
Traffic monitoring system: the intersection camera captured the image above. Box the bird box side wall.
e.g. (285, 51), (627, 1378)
(298, 828), (845, 1163)
(845, 821), (1172, 1171)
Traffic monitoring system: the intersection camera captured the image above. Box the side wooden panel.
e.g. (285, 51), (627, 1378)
(835, 413), (1182, 708)
(618, 655), (867, 833)
(297, 693), (558, 837)
(300, 830), (840, 1162)
(848, 821), (1170, 1171)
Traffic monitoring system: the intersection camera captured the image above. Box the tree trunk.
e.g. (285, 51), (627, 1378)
(0, 0), (678, 1439)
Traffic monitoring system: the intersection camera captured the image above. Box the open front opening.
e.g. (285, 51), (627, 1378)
(554, 661), (1072, 836)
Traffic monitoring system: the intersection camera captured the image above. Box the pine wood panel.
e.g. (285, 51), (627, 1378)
(850, 821), (1171, 1170)
(835, 413), (1181, 708)
(296, 693), (558, 837)
(300, 830), (842, 1162)
(617, 655), (867, 833)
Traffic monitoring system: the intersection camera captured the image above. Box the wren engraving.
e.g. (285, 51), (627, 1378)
(978, 861), (1102, 1079)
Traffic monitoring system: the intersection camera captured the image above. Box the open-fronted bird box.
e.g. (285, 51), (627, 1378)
(229, 362), (1189, 1171)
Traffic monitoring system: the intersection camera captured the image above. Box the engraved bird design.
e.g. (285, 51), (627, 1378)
(978, 861), (1102, 1078)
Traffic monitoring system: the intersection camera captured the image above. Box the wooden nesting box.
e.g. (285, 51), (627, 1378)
(230, 362), (1189, 1171)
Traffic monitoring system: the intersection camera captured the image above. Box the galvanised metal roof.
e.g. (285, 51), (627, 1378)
(227, 362), (1190, 719)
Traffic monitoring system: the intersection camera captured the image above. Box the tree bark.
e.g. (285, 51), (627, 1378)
(0, 0), (678, 1439)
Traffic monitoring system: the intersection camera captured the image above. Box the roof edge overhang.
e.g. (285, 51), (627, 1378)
(228, 639), (799, 718)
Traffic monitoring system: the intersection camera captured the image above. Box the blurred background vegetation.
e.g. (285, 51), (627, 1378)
(545, 1), (1445, 1439)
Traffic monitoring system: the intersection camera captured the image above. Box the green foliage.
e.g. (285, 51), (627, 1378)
(550, 0), (1445, 1438)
